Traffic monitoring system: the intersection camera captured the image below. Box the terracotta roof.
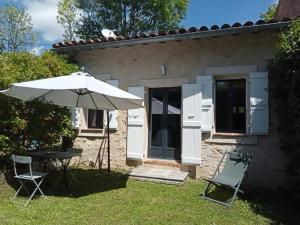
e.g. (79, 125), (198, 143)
(52, 18), (294, 52)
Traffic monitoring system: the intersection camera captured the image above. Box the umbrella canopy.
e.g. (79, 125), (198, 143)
(0, 71), (144, 174)
(0, 71), (143, 110)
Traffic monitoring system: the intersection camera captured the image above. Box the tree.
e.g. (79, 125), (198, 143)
(57, 0), (78, 41)
(0, 52), (78, 159)
(260, 3), (277, 21)
(268, 21), (300, 193)
(74, 0), (189, 39)
(0, 5), (37, 52)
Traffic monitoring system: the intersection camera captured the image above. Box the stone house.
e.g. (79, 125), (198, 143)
(52, 16), (295, 188)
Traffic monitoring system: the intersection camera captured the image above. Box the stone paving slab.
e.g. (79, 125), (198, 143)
(129, 166), (189, 185)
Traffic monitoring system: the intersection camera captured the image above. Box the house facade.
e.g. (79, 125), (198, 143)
(53, 19), (292, 188)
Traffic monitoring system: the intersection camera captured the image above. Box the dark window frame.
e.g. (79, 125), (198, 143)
(215, 79), (247, 133)
(87, 109), (104, 129)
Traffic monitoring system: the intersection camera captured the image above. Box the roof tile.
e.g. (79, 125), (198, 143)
(221, 24), (231, 29)
(232, 22), (242, 28)
(210, 25), (219, 30)
(255, 20), (266, 25)
(158, 30), (167, 36)
(168, 29), (178, 34)
(178, 28), (187, 33)
(52, 18), (293, 49)
(199, 26), (209, 31)
(188, 27), (198, 32)
(243, 21), (254, 26)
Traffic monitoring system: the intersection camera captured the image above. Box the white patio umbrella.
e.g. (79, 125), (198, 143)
(0, 71), (144, 173)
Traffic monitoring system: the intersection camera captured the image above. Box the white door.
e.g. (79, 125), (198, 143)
(127, 86), (145, 160)
(181, 84), (202, 165)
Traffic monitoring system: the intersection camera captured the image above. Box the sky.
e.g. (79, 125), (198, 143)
(0, 0), (278, 54)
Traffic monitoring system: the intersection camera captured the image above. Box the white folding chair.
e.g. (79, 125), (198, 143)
(11, 155), (47, 207)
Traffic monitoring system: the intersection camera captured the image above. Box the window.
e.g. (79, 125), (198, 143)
(215, 79), (246, 133)
(87, 109), (104, 129)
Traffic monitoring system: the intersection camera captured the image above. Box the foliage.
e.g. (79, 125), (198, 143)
(1, 171), (299, 225)
(71, 0), (189, 39)
(57, 0), (78, 41)
(268, 21), (300, 190)
(0, 52), (78, 157)
(260, 3), (277, 21)
(0, 5), (37, 52)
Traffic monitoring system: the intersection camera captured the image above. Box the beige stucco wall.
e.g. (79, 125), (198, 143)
(72, 30), (288, 189)
(74, 31), (277, 88)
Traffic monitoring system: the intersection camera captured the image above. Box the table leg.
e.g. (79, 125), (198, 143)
(58, 158), (72, 192)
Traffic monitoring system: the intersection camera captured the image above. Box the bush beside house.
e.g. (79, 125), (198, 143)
(269, 21), (300, 192)
(0, 52), (78, 163)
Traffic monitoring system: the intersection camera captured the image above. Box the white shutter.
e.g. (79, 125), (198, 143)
(106, 80), (119, 129)
(127, 86), (145, 160)
(249, 72), (269, 135)
(182, 84), (202, 165)
(70, 107), (80, 129)
(196, 75), (214, 132)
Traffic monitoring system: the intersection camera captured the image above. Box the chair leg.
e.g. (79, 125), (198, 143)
(32, 178), (46, 197)
(67, 168), (79, 187)
(24, 177), (46, 207)
(25, 186), (38, 207)
(202, 181), (213, 198)
(202, 181), (241, 207)
(11, 179), (29, 202)
(228, 188), (240, 207)
(68, 155), (82, 187)
(238, 189), (244, 194)
(227, 180), (244, 207)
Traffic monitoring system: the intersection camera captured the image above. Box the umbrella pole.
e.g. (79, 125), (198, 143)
(107, 110), (111, 174)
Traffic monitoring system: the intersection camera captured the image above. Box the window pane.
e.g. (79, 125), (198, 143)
(167, 88), (181, 151)
(216, 81), (230, 131)
(151, 89), (164, 147)
(216, 79), (246, 133)
(88, 109), (103, 128)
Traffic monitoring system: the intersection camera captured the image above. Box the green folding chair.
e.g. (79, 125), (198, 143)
(202, 151), (252, 207)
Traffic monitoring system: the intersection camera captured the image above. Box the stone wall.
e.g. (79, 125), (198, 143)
(73, 107), (288, 189)
(71, 30), (289, 189)
(198, 136), (288, 189)
(73, 110), (131, 170)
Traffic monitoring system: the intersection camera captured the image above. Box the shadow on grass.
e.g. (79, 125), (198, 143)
(202, 183), (299, 225)
(241, 188), (300, 225)
(4, 168), (129, 198)
(202, 185), (234, 204)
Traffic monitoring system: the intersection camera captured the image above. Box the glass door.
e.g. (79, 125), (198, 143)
(149, 87), (181, 160)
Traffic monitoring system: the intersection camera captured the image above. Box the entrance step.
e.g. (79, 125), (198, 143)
(144, 159), (181, 168)
(129, 166), (189, 186)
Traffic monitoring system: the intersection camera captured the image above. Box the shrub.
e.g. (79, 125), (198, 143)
(0, 51), (78, 158)
(268, 21), (300, 190)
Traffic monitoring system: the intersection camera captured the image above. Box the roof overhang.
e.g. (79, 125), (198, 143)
(52, 21), (291, 54)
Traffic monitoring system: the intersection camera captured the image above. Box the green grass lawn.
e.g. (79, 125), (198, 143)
(0, 169), (298, 225)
